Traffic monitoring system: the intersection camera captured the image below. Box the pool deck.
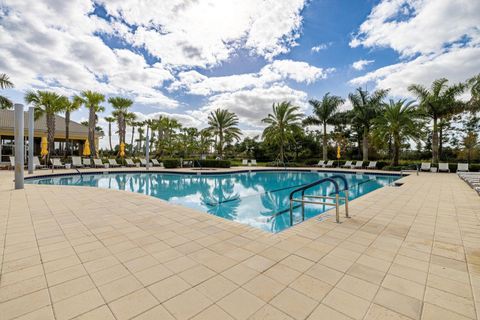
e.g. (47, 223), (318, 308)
(1, 167), (479, 320)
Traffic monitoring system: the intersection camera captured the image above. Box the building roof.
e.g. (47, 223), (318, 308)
(0, 110), (104, 139)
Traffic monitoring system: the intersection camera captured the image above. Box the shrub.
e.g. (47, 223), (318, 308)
(163, 159), (180, 168)
(193, 159), (230, 168)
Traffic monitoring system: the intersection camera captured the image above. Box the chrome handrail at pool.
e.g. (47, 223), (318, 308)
(289, 177), (349, 226)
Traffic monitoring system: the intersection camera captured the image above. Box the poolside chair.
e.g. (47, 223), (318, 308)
(50, 158), (65, 168)
(93, 159), (105, 168)
(125, 159), (136, 167)
(242, 159), (249, 166)
(83, 158), (91, 167)
(140, 159), (149, 167)
(71, 156), (84, 168)
(366, 161), (377, 170)
(9, 156), (15, 169)
(151, 159), (162, 167)
(183, 160), (193, 167)
(352, 161), (364, 169)
(341, 161), (353, 168)
(33, 156), (47, 169)
(250, 159), (257, 166)
(457, 163), (469, 172)
(108, 159), (121, 167)
(315, 160), (325, 167)
(438, 162), (450, 173)
(420, 162), (431, 172)
(323, 160), (334, 168)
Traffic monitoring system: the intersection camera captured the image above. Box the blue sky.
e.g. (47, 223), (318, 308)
(1, 0), (479, 146)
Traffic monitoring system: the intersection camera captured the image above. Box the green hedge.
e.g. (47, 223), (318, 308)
(193, 159), (231, 168)
(163, 159), (180, 168)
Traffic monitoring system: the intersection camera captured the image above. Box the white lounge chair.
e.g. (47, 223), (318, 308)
(457, 163), (469, 172)
(438, 162), (450, 172)
(33, 156), (47, 169)
(151, 159), (162, 167)
(140, 159), (149, 167)
(125, 159), (136, 167)
(352, 161), (364, 169)
(72, 156), (84, 168)
(315, 160), (325, 167)
(420, 162), (431, 171)
(108, 159), (120, 167)
(83, 158), (91, 167)
(250, 159), (257, 166)
(9, 156), (15, 169)
(50, 158), (65, 168)
(366, 161), (377, 170)
(341, 161), (353, 168)
(323, 160), (334, 168)
(242, 159), (249, 166)
(93, 159), (105, 168)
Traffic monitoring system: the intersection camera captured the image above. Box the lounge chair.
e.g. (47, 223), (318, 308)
(108, 159), (120, 167)
(366, 161), (377, 170)
(9, 156), (15, 169)
(83, 158), (91, 167)
(50, 158), (65, 168)
(438, 162), (450, 172)
(151, 159), (163, 167)
(323, 160), (334, 168)
(125, 159), (136, 167)
(341, 161), (353, 168)
(352, 161), (364, 169)
(457, 163), (469, 172)
(72, 156), (84, 168)
(140, 159), (149, 167)
(315, 160), (325, 167)
(33, 156), (47, 169)
(242, 159), (249, 166)
(420, 162), (431, 172)
(183, 160), (193, 167)
(93, 159), (106, 168)
(250, 159), (257, 166)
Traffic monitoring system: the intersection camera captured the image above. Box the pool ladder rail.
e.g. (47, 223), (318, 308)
(289, 175), (349, 226)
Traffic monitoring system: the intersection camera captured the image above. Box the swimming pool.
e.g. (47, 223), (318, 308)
(26, 170), (399, 233)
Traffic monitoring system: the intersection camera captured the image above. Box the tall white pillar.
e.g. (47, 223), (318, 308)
(28, 107), (34, 174)
(145, 125), (150, 171)
(14, 104), (24, 189)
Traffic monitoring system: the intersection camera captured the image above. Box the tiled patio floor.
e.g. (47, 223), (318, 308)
(1, 168), (479, 319)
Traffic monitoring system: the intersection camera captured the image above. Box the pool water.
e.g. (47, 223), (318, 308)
(26, 170), (399, 233)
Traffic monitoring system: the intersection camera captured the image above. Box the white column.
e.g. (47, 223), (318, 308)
(145, 125), (150, 171)
(28, 107), (34, 174)
(14, 104), (24, 189)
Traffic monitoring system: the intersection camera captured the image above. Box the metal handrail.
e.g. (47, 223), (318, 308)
(289, 178), (340, 226)
(329, 175), (349, 218)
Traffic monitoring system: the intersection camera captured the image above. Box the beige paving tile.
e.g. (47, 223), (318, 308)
(374, 287), (422, 320)
(53, 288), (104, 320)
(133, 264), (173, 286)
(281, 254), (315, 272)
(131, 305), (174, 320)
(307, 303), (353, 320)
(50, 275), (96, 302)
(421, 302), (473, 320)
(249, 304), (294, 320)
(218, 287), (265, 320)
(323, 288), (371, 320)
(336, 274), (378, 301)
(346, 263), (386, 285)
(365, 303), (413, 320)
(14, 306), (55, 320)
(147, 275), (191, 302)
(381, 274), (425, 300)
(306, 263), (344, 286)
(424, 286), (476, 319)
(289, 274), (333, 301)
(222, 264), (259, 285)
(73, 305), (116, 320)
(244, 274), (285, 302)
(98, 275), (143, 302)
(264, 263), (301, 285)
(109, 289), (158, 320)
(191, 304), (234, 320)
(178, 264), (216, 286)
(270, 287), (318, 320)
(163, 288), (212, 320)
(1, 265), (44, 287)
(242, 255), (276, 272)
(0, 275), (47, 303)
(196, 275), (237, 302)
(0, 289), (51, 320)
(90, 264), (130, 286)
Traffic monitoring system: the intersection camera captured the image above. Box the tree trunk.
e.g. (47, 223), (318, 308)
(130, 126), (135, 153)
(65, 110), (70, 157)
(362, 128), (368, 161)
(322, 122), (328, 161)
(432, 116), (439, 163)
(218, 130), (223, 158)
(438, 123), (443, 161)
(108, 123), (113, 151)
(392, 134), (400, 166)
(88, 106), (96, 158)
(47, 113), (55, 161)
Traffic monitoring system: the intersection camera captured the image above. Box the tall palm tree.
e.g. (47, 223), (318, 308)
(467, 74), (480, 111)
(262, 101), (302, 164)
(78, 91), (105, 157)
(304, 93), (345, 161)
(349, 87), (389, 161)
(208, 109), (241, 158)
(109, 97), (133, 146)
(25, 91), (68, 158)
(64, 96), (82, 156)
(408, 78), (466, 163)
(104, 116), (116, 151)
(0, 73), (14, 109)
(373, 99), (422, 166)
(125, 113), (138, 153)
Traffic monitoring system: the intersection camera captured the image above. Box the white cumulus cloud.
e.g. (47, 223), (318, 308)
(352, 59), (374, 71)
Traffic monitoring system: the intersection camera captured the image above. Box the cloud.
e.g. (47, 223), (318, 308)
(351, 59), (374, 71)
(311, 43), (330, 52)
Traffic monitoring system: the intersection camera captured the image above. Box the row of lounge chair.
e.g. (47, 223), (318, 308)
(9, 156), (163, 169)
(458, 172), (480, 195)
(420, 162), (469, 172)
(241, 159), (257, 166)
(315, 160), (377, 169)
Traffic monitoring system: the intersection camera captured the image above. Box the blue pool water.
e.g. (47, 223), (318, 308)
(26, 170), (399, 233)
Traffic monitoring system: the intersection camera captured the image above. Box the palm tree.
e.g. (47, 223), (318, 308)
(126, 114), (138, 154)
(109, 97), (133, 146)
(78, 91), (105, 157)
(208, 109), (241, 158)
(467, 74), (480, 111)
(262, 101), (302, 164)
(25, 91), (69, 158)
(373, 99), (422, 166)
(63, 96), (82, 156)
(408, 78), (466, 163)
(349, 87), (389, 161)
(304, 93), (345, 161)
(104, 116), (116, 151)
(0, 73), (14, 109)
